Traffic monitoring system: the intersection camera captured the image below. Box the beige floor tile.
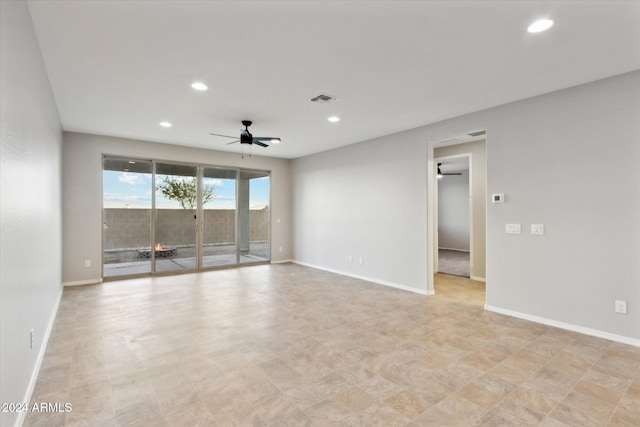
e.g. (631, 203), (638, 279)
(251, 390), (300, 425)
(303, 399), (354, 426)
(544, 350), (594, 377)
(493, 398), (547, 426)
(591, 353), (640, 380)
(114, 396), (165, 426)
(474, 373), (518, 397)
(333, 386), (377, 414)
(489, 362), (533, 385)
(547, 403), (603, 427)
(559, 390), (616, 423)
(22, 264), (640, 427)
(522, 367), (579, 401)
(355, 403), (412, 426)
(384, 390), (430, 419)
(410, 405), (466, 426)
(505, 386), (558, 417)
(572, 379), (624, 405)
(457, 383), (503, 408)
(608, 406), (640, 427)
(273, 409), (315, 427)
(475, 410), (520, 427)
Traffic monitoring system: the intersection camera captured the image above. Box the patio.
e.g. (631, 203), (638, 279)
(104, 242), (269, 277)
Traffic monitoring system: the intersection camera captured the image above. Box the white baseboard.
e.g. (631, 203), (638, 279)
(62, 278), (102, 287)
(15, 285), (63, 427)
(292, 260), (428, 296)
(485, 305), (640, 348)
(470, 275), (486, 282)
(270, 259), (293, 264)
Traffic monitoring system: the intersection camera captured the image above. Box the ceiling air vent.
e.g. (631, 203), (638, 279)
(467, 130), (486, 137)
(310, 94), (336, 104)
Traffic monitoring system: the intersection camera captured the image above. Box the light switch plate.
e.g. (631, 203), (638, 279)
(492, 193), (505, 203)
(531, 224), (544, 235)
(506, 224), (521, 234)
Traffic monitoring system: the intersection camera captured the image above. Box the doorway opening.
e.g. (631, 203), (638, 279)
(428, 132), (487, 304)
(435, 155), (471, 278)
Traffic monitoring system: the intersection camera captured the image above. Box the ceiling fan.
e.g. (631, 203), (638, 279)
(437, 162), (462, 176)
(210, 120), (281, 147)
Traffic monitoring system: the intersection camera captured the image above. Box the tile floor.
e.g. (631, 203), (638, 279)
(24, 264), (639, 426)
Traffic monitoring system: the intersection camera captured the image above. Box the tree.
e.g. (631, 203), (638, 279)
(156, 176), (214, 209)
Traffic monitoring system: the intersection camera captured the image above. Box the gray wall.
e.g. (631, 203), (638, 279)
(437, 170), (470, 252)
(435, 140), (487, 279)
(0, 2), (63, 426)
(292, 132), (429, 292)
(292, 71), (640, 341)
(63, 132), (292, 284)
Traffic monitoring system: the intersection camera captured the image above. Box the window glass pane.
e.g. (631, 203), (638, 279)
(239, 170), (270, 263)
(103, 157), (152, 277)
(154, 163), (198, 272)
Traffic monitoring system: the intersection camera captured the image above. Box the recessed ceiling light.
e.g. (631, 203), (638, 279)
(270, 139), (281, 144)
(328, 116), (340, 123)
(159, 121), (172, 128)
(527, 19), (554, 33)
(128, 161), (136, 165)
(191, 82), (208, 91)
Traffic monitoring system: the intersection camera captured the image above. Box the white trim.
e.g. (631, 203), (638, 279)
(470, 275), (486, 282)
(427, 143), (436, 293)
(63, 278), (102, 287)
(15, 285), (63, 427)
(292, 260), (430, 296)
(438, 247), (470, 253)
(485, 305), (640, 348)
(270, 259), (293, 264)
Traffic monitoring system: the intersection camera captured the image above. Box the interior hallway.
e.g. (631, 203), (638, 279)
(24, 264), (639, 426)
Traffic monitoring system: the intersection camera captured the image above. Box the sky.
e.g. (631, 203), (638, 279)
(103, 171), (269, 210)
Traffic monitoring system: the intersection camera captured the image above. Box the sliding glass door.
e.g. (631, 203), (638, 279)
(239, 170), (270, 263)
(154, 163), (198, 272)
(102, 157), (270, 278)
(202, 167), (237, 268)
(102, 157), (153, 278)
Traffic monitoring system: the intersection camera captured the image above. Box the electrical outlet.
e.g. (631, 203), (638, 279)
(348, 256), (353, 264)
(531, 224), (544, 235)
(279, 246), (283, 252)
(615, 300), (627, 314)
(506, 224), (521, 234)
(84, 259), (91, 268)
(359, 257), (364, 265)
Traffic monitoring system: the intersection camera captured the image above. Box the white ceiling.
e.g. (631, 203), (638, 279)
(28, 1), (640, 159)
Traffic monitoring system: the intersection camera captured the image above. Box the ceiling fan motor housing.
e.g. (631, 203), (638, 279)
(240, 120), (253, 144)
(240, 130), (252, 144)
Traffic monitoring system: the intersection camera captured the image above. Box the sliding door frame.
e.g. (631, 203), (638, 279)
(102, 154), (271, 281)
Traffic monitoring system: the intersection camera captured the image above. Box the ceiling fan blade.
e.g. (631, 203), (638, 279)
(253, 136), (280, 142)
(252, 140), (269, 147)
(226, 140), (239, 145)
(210, 133), (238, 139)
(443, 173), (462, 175)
